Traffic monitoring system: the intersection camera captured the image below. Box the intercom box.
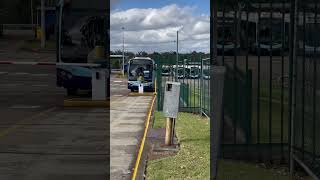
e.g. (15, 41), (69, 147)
(163, 81), (181, 118)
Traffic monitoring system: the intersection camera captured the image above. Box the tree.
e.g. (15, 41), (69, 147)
(137, 51), (148, 57)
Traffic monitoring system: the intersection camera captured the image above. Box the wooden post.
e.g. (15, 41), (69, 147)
(165, 117), (173, 146)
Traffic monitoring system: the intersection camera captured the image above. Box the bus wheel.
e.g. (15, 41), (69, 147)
(67, 88), (77, 96)
(130, 89), (134, 92)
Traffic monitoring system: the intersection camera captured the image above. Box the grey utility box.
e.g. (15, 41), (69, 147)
(163, 81), (181, 118)
(92, 68), (108, 100)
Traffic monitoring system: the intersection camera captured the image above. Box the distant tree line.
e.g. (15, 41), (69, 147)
(111, 50), (210, 64)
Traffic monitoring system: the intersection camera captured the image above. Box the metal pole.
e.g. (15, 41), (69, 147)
(290, 0), (298, 174)
(211, 0), (220, 178)
(175, 31), (179, 82)
(31, 0), (34, 38)
(122, 27), (125, 76)
(58, 2), (63, 63)
(41, 0), (46, 48)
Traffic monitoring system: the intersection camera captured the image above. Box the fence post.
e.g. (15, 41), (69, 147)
(210, 66), (226, 180)
(289, 0), (298, 174)
(156, 60), (162, 111)
(0, 24), (3, 37)
(246, 70), (252, 144)
(200, 58), (203, 114)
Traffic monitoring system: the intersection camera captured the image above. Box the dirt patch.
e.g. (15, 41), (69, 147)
(146, 128), (179, 161)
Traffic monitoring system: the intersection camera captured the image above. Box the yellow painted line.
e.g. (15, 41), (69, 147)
(132, 95), (156, 180)
(0, 107), (56, 139)
(128, 92), (154, 97)
(63, 99), (109, 108)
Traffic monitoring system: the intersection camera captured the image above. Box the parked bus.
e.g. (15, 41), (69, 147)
(202, 58), (210, 80)
(250, 17), (289, 55)
(127, 57), (155, 92)
(297, 14), (320, 55)
(55, 0), (107, 95)
(161, 65), (172, 76)
(173, 65), (190, 79)
(189, 65), (201, 79)
(217, 16), (241, 55)
(217, 10), (290, 55)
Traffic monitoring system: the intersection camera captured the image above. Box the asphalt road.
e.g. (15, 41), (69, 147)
(0, 64), (109, 179)
(0, 65), (65, 125)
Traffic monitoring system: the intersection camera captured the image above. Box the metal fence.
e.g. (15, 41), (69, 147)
(153, 54), (211, 117)
(212, 0), (319, 178)
(292, 1), (320, 177)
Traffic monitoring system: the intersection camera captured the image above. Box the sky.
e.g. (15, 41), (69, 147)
(110, 0), (210, 53)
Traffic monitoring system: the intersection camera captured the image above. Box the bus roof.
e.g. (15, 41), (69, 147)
(132, 57), (152, 60)
(110, 55), (128, 58)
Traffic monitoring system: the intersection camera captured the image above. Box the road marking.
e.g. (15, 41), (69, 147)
(113, 95), (123, 97)
(113, 80), (123, 83)
(11, 72), (29, 76)
(31, 84), (49, 87)
(132, 95), (156, 180)
(31, 74), (49, 77)
(0, 107), (56, 139)
(0, 83), (22, 87)
(9, 105), (41, 109)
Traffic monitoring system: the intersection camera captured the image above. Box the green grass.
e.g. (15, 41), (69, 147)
(147, 112), (307, 180)
(217, 160), (313, 180)
(148, 112), (210, 180)
(249, 87), (289, 143)
(251, 100), (289, 144)
(184, 85), (209, 109)
(189, 88), (200, 107)
(260, 87), (289, 103)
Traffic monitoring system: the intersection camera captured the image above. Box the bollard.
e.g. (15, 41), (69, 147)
(138, 83), (144, 94)
(210, 66), (226, 180)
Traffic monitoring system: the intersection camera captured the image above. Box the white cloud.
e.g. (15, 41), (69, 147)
(110, 4), (210, 53)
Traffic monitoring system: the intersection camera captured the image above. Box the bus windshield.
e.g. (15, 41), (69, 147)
(162, 67), (170, 73)
(260, 19), (283, 44)
(128, 59), (153, 81)
(217, 27), (233, 43)
(190, 67), (200, 75)
(57, 0), (107, 63)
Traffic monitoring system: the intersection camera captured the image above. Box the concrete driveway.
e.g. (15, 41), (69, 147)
(110, 76), (153, 180)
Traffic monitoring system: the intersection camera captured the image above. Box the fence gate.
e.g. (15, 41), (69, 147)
(212, 0), (319, 178)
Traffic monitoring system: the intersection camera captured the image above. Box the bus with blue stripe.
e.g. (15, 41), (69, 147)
(55, 0), (107, 95)
(127, 57), (155, 92)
